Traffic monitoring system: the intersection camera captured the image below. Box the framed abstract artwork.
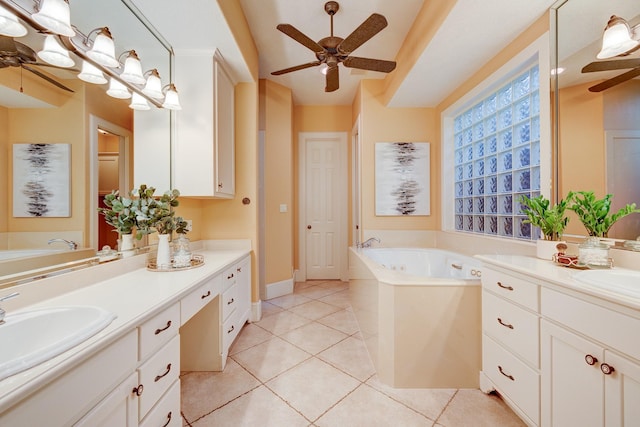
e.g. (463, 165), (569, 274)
(13, 143), (71, 217)
(375, 142), (430, 216)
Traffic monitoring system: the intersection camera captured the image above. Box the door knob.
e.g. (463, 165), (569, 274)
(307, 225), (312, 229)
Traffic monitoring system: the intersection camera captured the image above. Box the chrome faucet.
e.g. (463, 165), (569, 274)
(359, 237), (381, 248)
(47, 238), (78, 250)
(0, 292), (19, 325)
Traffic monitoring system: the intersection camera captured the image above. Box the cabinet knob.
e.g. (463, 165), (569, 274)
(132, 384), (144, 397)
(601, 363), (615, 375)
(307, 225), (312, 230)
(585, 354), (598, 366)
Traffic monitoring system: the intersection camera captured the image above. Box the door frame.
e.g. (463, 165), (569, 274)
(298, 131), (348, 282)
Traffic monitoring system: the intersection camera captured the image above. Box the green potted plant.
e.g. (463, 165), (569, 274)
(97, 190), (138, 253)
(567, 191), (640, 238)
(519, 194), (570, 259)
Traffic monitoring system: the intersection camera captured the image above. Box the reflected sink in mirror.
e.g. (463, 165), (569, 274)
(573, 269), (640, 299)
(0, 306), (116, 381)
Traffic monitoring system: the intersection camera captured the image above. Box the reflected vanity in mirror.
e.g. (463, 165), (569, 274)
(0, 0), (173, 285)
(553, 0), (640, 241)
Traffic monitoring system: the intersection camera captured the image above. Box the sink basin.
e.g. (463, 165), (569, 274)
(573, 269), (640, 299)
(0, 306), (116, 381)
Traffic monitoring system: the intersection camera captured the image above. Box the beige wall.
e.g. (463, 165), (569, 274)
(0, 106), (7, 238)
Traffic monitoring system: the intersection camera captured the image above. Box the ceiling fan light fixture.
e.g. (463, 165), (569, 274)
(120, 50), (145, 85)
(319, 64), (329, 75)
(162, 83), (181, 110)
(142, 68), (163, 99)
(0, 5), (28, 37)
(31, 0), (74, 37)
(106, 77), (131, 99)
(596, 15), (640, 59)
(86, 27), (119, 68)
(37, 34), (74, 68)
(129, 92), (150, 110)
(78, 60), (107, 84)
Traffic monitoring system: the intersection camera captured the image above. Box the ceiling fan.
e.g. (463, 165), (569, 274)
(271, 1), (397, 92)
(0, 35), (74, 93)
(582, 57), (640, 92)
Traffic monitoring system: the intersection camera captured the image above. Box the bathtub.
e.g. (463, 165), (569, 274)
(349, 247), (482, 388)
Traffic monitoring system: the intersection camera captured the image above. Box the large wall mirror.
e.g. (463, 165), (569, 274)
(0, 0), (172, 284)
(553, 0), (640, 240)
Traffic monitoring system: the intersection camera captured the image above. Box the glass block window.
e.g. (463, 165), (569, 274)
(453, 64), (540, 240)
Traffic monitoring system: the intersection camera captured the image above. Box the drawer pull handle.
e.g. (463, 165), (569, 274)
(496, 281), (514, 291)
(132, 384), (144, 397)
(160, 411), (172, 427)
(227, 325), (235, 334)
(498, 365), (515, 381)
(154, 363), (172, 382)
(497, 318), (514, 329)
(585, 354), (598, 366)
(601, 363), (615, 375)
(237, 267), (242, 273)
(227, 297), (235, 305)
(201, 291), (211, 299)
(162, 411), (172, 427)
(227, 273), (234, 279)
(154, 320), (172, 335)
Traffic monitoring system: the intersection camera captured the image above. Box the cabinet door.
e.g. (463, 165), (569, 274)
(604, 351), (640, 426)
(214, 58), (235, 198)
(541, 319), (604, 427)
(74, 372), (139, 427)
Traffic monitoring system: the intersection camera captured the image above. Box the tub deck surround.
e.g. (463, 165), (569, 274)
(0, 240), (251, 416)
(349, 247), (482, 389)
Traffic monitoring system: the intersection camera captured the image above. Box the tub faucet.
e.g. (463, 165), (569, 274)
(0, 292), (19, 325)
(360, 237), (381, 248)
(47, 238), (78, 250)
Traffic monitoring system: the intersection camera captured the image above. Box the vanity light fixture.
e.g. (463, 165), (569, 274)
(86, 27), (119, 68)
(37, 34), (74, 67)
(78, 60), (107, 84)
(119, 50), (145, 85)
(596, 15), (640, 59)
(129, 92), (150, 110)
(0, 4), (27, 37)
(106, 77), (131, 99)
(31, 0), (74, 37)
(142, 68), (163, 99)
(161, 83), (182, 110)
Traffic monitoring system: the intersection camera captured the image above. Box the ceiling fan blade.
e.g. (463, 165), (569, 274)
(343, 56), (396, 73)
(325, 65), (339, 92)
(271, 61), (322, 76)
(588, 67), (640, 92)
(14, 41), (37, 63)
(276, 24), (325, 53)
(22, 64), (74, 93)
(582, 58), (640, 73)
(0, 35), (18, 58)
(338, 13), (388, 54)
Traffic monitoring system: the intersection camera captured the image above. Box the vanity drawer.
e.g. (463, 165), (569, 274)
(483, 290), (540, 368)
(181, 276), (220, 325)
(221, 265), (238, 292)
(541, 287), (640, 359)
(222, 309), (241, 353)
(139, 303), (180, 361)
(138, 335), (180, 420)
(139, 379), (181, 427)
(483, 335), (540, 426)
(222, 282), (238, 321)
(482, 268), (539, 312)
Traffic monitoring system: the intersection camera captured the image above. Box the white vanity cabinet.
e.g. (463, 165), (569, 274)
(480, 267), (541, 427)
(173, 50), (235, 198)
(540, 288), (640, 427)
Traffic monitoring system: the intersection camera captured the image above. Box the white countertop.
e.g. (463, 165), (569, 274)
(476, 254), (640, 312)
(0, 243), (251, 413)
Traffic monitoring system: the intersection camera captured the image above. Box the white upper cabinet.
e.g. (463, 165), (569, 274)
(173, 50), (235, 198)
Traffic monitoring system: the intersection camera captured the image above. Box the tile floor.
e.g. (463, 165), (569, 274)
(180, 280), (526, 426)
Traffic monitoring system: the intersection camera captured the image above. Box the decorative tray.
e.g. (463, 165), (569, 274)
(147, 254), (205, 272)
(552, 253), (613, 270)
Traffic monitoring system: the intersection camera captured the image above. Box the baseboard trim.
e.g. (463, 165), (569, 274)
(265, 278), (294, 300)
(251, 300), (262, 322)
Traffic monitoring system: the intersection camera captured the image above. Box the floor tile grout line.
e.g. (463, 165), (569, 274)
(433, 388), (459, 426)
(308, 380), (366, 424)
(180, 410), (193, 426)
(186, 382), (263, 425)
(359, 381), (440, 425)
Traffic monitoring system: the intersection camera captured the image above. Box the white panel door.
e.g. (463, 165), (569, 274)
(305, 137), (341, 279)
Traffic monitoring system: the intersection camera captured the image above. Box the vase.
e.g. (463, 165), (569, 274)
(536, 239), (564, 260)
(156, 234), (172, 268)
(172, 235), (192, 268)
(118, 233), (135, 257)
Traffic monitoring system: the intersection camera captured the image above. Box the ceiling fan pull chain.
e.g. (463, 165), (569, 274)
(20, 66), (23, 93)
